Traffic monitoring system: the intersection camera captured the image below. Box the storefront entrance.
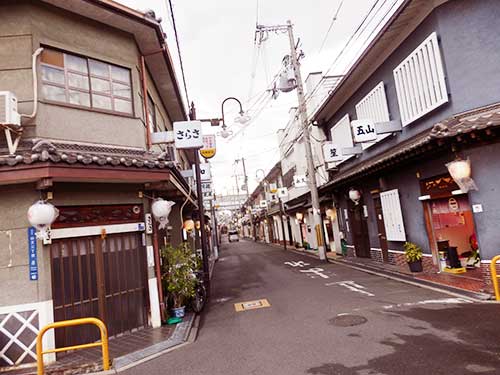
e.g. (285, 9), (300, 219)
(421, 175), (480, 273)
(50, 232), (149, 349)
(49, 204), (149, 350)
(349, 202), (371, 258)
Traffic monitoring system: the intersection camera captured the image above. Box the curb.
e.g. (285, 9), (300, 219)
(86, 313), (201, 375)
(284, 247), (490, 303)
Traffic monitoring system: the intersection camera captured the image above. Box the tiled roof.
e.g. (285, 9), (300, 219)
(321, 103), (500, 191)
(0, 139), (177, 169)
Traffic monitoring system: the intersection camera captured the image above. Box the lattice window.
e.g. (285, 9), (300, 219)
(0, 310), (39, 366)
(329, 114), (354, 165)
(393, 32), (448, 126)
(355, 82), (390, 149)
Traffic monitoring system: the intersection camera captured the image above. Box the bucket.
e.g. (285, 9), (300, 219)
(171, 306), (185, 318)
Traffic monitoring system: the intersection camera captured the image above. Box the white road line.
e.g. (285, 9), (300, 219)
(326, 280), (375, 297)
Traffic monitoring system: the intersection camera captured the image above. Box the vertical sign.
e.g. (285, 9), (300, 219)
(27, 227), (38, 281)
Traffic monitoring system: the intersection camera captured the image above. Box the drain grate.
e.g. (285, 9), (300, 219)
(329, 314), (367, 327)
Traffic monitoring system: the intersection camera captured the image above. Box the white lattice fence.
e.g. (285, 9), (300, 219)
(0, 310), (39, 366)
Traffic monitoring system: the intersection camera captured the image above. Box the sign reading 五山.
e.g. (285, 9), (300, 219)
(351, 119), (377, 143)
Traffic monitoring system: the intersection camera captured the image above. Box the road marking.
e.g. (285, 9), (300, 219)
(299, 267), (330, 279)
(326, 280), (375, 297)
(234, 299), (271, 312)
(383, 297), (472, 309)
(284, 260), (310, 267)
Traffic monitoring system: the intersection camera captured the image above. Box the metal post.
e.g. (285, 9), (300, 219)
(190, 103), (210, 294)
(240, 157), (255, 241)
(279, 197), (287, 251)
(194, 151), (210, 294)
(286, 20), (326, 260)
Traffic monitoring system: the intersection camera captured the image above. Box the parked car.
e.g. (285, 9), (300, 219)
(228, 230), (239, 242)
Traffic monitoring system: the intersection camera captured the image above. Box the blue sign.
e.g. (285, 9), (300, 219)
(28, 227), (38, 281)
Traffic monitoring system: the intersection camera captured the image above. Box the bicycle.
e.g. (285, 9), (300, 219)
(190, 271), (207, 313)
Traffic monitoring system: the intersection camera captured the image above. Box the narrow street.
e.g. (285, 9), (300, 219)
(124, 240), (500, 375)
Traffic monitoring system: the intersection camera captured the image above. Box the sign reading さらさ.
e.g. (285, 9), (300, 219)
(173, 121), (203, 149)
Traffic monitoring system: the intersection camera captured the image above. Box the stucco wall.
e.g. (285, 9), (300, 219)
(324, 0), (500, 174)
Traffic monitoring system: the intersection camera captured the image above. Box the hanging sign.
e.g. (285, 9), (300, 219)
(293, 175), (308, 188)
(269, 183), (278, 193)
(200, 135), (216, 159)
(193, 163), (211, 182)
(277, 187), (288, 198)
(201, 182), (212, 193)
(27, 227), (38, 281)
(323, 142), (343, 163)
(351, 119), (377, 143)
(173, 121), (203, 149)
(260, 200), (268, 208)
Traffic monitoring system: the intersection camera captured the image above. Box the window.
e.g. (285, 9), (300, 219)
(380, 189), (407, 241)
(41, 49), (133, 115)
(355, 82), (390, 149)
(147, 94), (157, 133)
(393, 32), (448, 126)
(329, 114), (354, 165)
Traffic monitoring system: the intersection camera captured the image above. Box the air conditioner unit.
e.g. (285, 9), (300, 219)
(0, 91), (21, 127)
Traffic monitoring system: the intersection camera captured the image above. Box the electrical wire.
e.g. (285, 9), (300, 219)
(303, 0), (384, 109)
(166, 0), (190, 108)
(317, 0), (344, 56)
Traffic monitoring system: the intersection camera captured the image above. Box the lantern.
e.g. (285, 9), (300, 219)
(195, 220), (201, 230)
(151, 199), (175, 229)
(183, 219), (195, 231)
(325, 208), (336, 220)
(349, 188), (362, 205)
(446, 158), (477, 193)
(27, 201), (59, 240)
(295, 212), (303, 222)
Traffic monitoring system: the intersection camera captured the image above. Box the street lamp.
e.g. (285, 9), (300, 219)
(199, 97), (250, 139)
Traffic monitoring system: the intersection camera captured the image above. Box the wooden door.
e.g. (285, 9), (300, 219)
(50, 232), (148, 349)
(349, 203), (371, 258)
(373, 197), (389, 263)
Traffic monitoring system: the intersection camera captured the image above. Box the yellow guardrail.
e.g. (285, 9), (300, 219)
(491, 255), (500, 301)
(36, 317), (110, 375)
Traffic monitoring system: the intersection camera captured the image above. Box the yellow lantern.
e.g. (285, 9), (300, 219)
(183, 219), (195, 231)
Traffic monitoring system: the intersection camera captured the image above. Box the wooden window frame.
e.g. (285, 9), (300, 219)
(41, 48), (134, 116)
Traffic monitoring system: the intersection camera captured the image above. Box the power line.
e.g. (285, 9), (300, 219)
(317, 0), (344, 56)
(167, 0), (190, 108)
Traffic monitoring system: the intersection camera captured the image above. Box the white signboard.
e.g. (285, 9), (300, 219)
(202, 191), (214, 201)
(174, 121), (203, 149)
(193, 163), (211, 182)
(260, 200), (268, 208)
(277, 187), (288, 198)
(145, 213), (153, 234)
(201, 182), (212, 193)
(323, 142), (343, 163)
(351, 119), (377, 143)
(269, 183), (277, 193)
(293, 175), (308, 188)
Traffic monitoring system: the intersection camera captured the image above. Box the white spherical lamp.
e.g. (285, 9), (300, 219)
(447, 159), (471, 180)
(151, 199), (175, 229)
(349, 188), (362, 204)
(27, 201), (59, 240)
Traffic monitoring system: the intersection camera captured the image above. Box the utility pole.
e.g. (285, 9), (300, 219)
(236, 157), (254, 241)
(189, 103), (211, 294)
(255, 21), (327, 260)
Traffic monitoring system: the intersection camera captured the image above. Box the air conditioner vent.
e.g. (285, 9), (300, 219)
(0, 91), (21, 126)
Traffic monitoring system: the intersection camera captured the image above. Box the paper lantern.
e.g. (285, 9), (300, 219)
(27, 201), (59, 240)
(349, 188), (361, 204)
(183, 219), (195, 231)
(151, 199), (175, 229)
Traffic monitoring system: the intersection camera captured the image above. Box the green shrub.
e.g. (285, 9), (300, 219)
(403, 242), (423, 263)
(160, 243), (200, 308)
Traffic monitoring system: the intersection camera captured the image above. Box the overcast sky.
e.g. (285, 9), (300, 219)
(117, 0), (400, 196)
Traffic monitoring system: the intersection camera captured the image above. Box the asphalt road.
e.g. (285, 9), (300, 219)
(124, 239), (500, 375)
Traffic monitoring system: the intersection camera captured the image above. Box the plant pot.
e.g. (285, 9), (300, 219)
(171, 306), (186, 318)
(408, 260), (423, 272)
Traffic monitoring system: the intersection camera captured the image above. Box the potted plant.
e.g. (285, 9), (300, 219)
(161, 243), (198, 319)
(404, 242), (423, 272)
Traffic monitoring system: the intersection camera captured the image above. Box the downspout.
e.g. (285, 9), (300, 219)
(152, 212), (166, 321)
(20, 47), (44, 119)
(140, 55), (152, 150)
